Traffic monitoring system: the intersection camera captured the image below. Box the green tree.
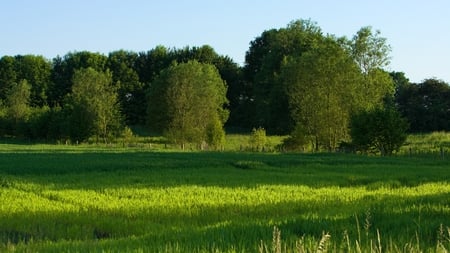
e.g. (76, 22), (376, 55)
(350, 27), (394, 109)
(351, 27), (391, 74)
(135, 46), (174, 85)
(0, 56), (17, 101)
(50, 51), (108, 105)
(14, 55), (52, 107)
(206, 115), (226, 150)
(107, 50), (144, 124)
(67, 68), (122, 142)
(390, 71), (410, 93)
(396, 78), (450, 132)
(27, 106), (52, 139)
(350, 106), (408, 156)
(249, 127), (267, 151)
(147, 61), (228, 149)
(283, 37), (362, 151)
(136, 45), (241, 127)
(5, 80), (31, 135)
(244, 19), (324, 134)
(212, 56), (245, 129)
(174, 45), (218, 64)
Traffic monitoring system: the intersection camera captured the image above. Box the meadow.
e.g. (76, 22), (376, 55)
(0, 137), (449, 252)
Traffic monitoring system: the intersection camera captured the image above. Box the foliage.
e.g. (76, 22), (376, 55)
(4, 80), (31, 136)
(13, 55), (52, 107)
(136, 45), (242, 127)
(0, 149), (449, 252)
(0, 19), (448, 143)
(349, 27), (395, 110)
(0, 55), (52, 107)
(249, 127), (267, 151)
(66, 68), (122, 142)
(49, 51), (108, 105)
(0, 105), (5, 136)
(350, 106), (409, 155)
(0, 56), (17, 101)
(350, 27), (391, 74)
(244, 19), (324, 134)
(280, 125), (310, 152)
(120, 126), (135, 146)
(26, 106), (52, 139)
(5, 80), (30, 120)
(147, 61), (228, 148)
(107, 50), (144, 124)
(225, 134), (285, 152)
(283, 36), (361, 151)
(396, 78), (450, 132)
(206, 116), (226, 150)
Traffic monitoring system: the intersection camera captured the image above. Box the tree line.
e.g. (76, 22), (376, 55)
(0, 19), (449, 153)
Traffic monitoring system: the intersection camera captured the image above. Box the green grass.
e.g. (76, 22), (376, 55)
(0, 143), (449, 252)
(400, 131), (450, 157)
(0, 131), (286, 153)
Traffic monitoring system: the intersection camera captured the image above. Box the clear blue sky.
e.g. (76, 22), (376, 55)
(1, 0), (449, 83)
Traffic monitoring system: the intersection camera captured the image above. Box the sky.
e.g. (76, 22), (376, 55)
(1, 0), (449, 83)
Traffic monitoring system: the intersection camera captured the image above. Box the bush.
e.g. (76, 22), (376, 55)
(350, 106), (409, 156)
(27, 106), (51, 139)
(281, 125), (310, 152)
(121, 126), (135, 146)
(206, 117), (226, 150)
(249, 127), (267, 151)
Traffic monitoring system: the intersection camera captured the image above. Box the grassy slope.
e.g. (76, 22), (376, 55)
(0, 147), (449, 252)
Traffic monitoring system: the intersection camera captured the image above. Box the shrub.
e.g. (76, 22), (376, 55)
(350, 106), (409, 156)
(281, 125), (310, 152)
(249, 127), (267, 151)
(121, 126), (135, 146)
(206, 117), (226, 150)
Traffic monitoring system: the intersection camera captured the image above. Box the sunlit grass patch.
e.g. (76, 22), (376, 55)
(0, 146), (449, 252)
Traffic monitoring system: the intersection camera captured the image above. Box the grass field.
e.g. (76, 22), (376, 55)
(0, 142), (449, 252)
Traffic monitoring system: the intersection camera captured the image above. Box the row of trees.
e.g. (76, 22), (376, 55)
(0, 19), (449, 153)
(0, 46), (241, 125)
(0, 68), (122, 142)
(0, 46), (239, 144)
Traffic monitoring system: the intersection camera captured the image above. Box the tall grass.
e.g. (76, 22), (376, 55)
(259, 224), (450, 253)
(399, 131), (450, 157)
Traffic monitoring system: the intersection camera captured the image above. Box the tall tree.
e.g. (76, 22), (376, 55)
(396, 79), (450, 132)
(5, 80), (31, 135)
(135, 45), (174, 85)
(67, 68), (122, 142)
(244, 19), (324, 134)
(351, 27), (391, 74)
(107, 50), (144, 124)
(138, 45), (242, 128)
(350, 27), (394, 109)
(0, 56), (17, 101)
(49, 51), (108, 105)
(283, 37), (362, 151)
(214, 56), (247, 129)
(14, 55), (52, 107)
(147, 61), (228, 148)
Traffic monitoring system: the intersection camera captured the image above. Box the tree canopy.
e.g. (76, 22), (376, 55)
(283, 36), (362, 151)
(0, 18), (447, 150)
(244, 19), (324, 134)
(350, 106), (409, 156)
(395, 78), (450, 132)
(66, 68), (122, 142)
(147, 61), (228, 149)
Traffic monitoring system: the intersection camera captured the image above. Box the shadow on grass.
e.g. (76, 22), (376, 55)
(0, 151), (449, 190)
